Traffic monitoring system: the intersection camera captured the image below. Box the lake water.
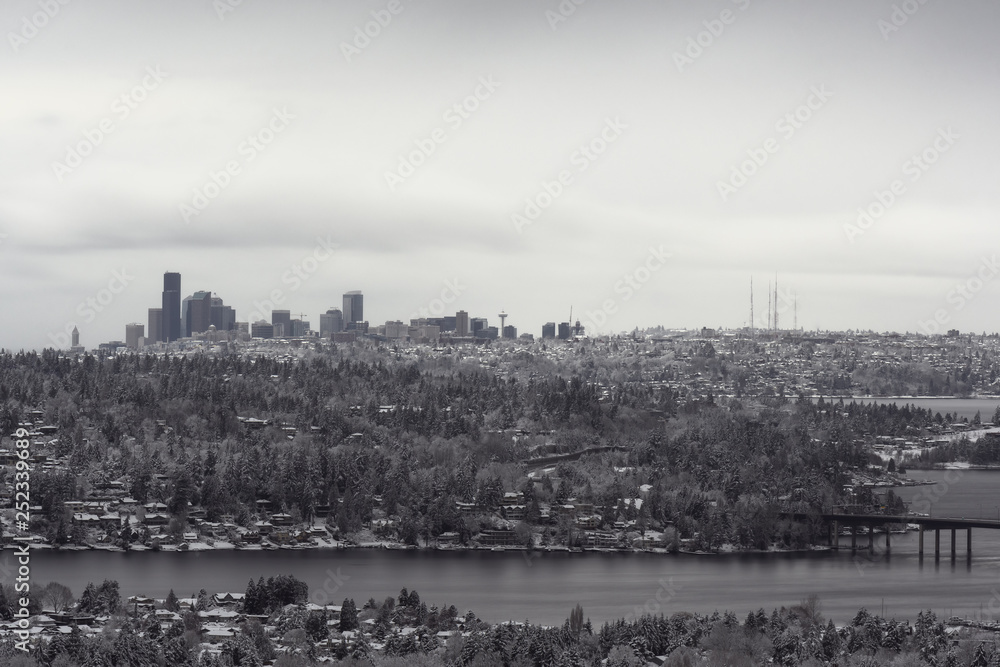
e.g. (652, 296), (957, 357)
(816, 396), (1000, 422)
(19, 470), (1000, 626)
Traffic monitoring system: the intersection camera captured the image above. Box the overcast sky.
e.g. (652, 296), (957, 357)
(2, 0), (999, 350)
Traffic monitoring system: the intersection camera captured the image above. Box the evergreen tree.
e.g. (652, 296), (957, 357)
(339, 598), (358, 632)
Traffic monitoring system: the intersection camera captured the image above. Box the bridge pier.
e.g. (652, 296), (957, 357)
(815, 514), (995, 565)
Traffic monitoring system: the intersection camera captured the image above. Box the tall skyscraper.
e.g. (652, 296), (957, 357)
(542, 322), (556, 339)
(71, 326), (79, 347)
(183, 291), (212, 337)
(162, 272), (181, 342)
(210, 297), (236, 331)
(455, 310), (470, 336)
(272, 309), (292, 337)
(343, 291), (363, 325)
(320, 308), (344, 338)
(470, 318), (487, 335)
(147, 308), (162, 344)
(125, 323), (144, 349)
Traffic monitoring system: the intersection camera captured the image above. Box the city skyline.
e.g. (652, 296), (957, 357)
(3, 1), (1000, 351)
(31, 265), (998, 351)
(24, 258), (1000, 351)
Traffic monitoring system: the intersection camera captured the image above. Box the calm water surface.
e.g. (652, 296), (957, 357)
(817, 396), (1000, 421)
(19, 470), (1000, 626)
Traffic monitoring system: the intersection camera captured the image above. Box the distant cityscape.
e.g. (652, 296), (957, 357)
(67, 271), (594, 353)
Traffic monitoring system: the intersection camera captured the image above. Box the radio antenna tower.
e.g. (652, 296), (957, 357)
(767, 282), (772, 333)
(773, 274), (779, 331)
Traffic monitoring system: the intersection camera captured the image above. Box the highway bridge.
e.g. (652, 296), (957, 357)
(783, 512), (1000, 562)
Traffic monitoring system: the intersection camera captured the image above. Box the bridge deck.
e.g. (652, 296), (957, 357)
(786, 513), (1000, 530)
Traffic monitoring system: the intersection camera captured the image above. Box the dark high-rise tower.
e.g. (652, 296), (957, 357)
(162, 272), (181, 342)
(148, 308), (163, 344)
(183, 291), (212, 337)
(271, 309), (292, 337)
(343, 291), (363, 325)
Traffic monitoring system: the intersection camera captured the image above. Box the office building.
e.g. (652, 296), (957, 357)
(345, 320), (368, 334)
(182, 291), (213, 337)
(412, 324), (440, 343)
(210, 297), (236, 331)
(471, 318), (487, 335)
(320, 308), (344, 338)
(147, 308), (162, 344)
(385, 321), (408, 340)
(343, 291), (363, 325)
(125, 323), (144, 349)
(251, 321), (274, 339)
(272, 310), (291, 337)
(558, 322), (571, 340)
(455, 311), (470, 336)
(503, 325), (517, 339)
(162, 272), (181, 342)
(474, 326), (498, 340)
(542, 322), (556, 339)
(291, 319), (309, 337)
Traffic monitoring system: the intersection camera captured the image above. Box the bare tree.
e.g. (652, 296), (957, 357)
(42, 582), (74, 613)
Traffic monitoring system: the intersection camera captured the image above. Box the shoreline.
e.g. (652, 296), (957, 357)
(5, 540), (853, 558)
